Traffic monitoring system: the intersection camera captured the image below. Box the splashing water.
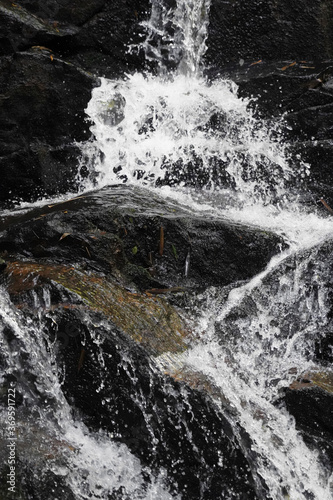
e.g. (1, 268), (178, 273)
(155, 239), (333, 499)
(83, 73), (303, 209)
(0, 290), (178, 499)
(82, 0), (309, 211)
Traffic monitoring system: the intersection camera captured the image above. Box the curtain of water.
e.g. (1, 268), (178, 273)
(141, 0), (211, 76)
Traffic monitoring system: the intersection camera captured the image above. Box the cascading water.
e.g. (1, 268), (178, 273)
(80, 1), (333, 496)
(82, 0), (308, 209)
(1, 0), (333, 499)
(158, 241), (333, 499)
(0, 291), (179, 499)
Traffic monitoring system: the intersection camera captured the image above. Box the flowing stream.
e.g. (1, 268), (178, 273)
(1, 0), (333, 498)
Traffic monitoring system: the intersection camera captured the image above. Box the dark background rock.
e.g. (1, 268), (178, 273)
(1, 0), (333, 206)
(0, 51), (96, 205)
(0, 0), (150, 77)
(214, 60), (333, 209)
(204, 0), (333, 209)
(206, 0), (333, 69)
(0, 0), (151, 206)
(0, 0), (79, 56)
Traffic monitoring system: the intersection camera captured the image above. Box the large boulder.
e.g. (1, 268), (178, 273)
(0, 185), (286, 292)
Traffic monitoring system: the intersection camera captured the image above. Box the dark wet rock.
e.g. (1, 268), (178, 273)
(0, 0), (79, 56)
(0, 51), (96, 205)
(315, 327), (333, 366)
(288, 139), (333, 208)
(0, 0), (152, 205)
(0, 296), (265, 499)
(4, 260), (190, 357)
(0, 462), (77, 500)
(155, 155), (235, 192)
(0, 185), (285, 292)
(0, 185), (285, 496)
(10, 0), (106, 25)
(100, 93), (126, 126)
(0, 0), (150, 77)
(232, 65), (332, 117)
(284, 371), (333, 468)
(69, 0), (149, 78)
(206, 0), (333, 69)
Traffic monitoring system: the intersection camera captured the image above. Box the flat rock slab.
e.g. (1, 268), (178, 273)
(4, 260), (190, 357)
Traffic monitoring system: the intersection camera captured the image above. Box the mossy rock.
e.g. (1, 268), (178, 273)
(4, 261), (190, 356)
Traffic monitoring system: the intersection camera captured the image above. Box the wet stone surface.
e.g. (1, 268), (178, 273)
(0, 185), (286, 292)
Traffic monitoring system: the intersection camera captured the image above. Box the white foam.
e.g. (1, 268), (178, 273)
(82, 71), (301, 208)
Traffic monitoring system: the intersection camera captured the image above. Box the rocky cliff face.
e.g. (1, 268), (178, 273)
(0, 0), (150, 205)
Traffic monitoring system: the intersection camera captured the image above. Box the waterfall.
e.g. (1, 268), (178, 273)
(1, 0), (333, 499)
(141, 0), (211, 76)
(82, 0), (308, 209)
(80, 2), (333, 496)
(164, 243), (333, 499)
